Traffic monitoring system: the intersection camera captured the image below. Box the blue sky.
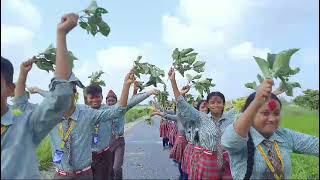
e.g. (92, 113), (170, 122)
(1, 0), (319, 104)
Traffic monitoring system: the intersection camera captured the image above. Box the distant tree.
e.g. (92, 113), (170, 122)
(294, 89), (319, 110)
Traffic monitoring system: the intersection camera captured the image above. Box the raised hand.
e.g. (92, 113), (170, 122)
(57, 13), (79, 35)
(124, 67), (136, 85)
(180, 85), (191, 96)
(168, 67), (176, 81)
(147, 88), (160, 96)
(27, 87), (42, 94)
(20, 57), (35, 75)
(253, 79), (274, 107)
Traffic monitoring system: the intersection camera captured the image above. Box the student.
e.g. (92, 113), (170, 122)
(221, 79), (319, 179)
(1, 13), (77, 179)
(106, 85), (159, 180)
(168, 67), (236, 180)
(182, 99), (208, 180)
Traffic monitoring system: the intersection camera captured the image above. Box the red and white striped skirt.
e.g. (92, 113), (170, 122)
(168, 125), (178, 145)
(188, 145), (203, 179)
(160, 119), (167, 138)
(169, 133), (188, 162)
(181, 141), (193, 173)
(196, 149), (233, 180)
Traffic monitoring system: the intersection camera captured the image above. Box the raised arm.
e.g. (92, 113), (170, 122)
(127, 88), (159, 110)
(28, 86), (50, 97)
(55, 13), (78, 80)
(15, 59), (34, 99)
(28, 13), (79, 145)
(168, 68), (201, 125)
(234, 79), (274, 138)
(119, 68), (135, 108)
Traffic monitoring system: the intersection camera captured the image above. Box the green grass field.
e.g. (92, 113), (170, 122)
(280, 104), (319, 179)
(37, 104), (319, 179)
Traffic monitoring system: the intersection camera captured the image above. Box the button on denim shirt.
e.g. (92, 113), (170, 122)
(2, 78), (73, 179)
(222, 122), (319, 179)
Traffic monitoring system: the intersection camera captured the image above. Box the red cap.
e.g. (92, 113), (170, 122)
(106, 90), (117, 100)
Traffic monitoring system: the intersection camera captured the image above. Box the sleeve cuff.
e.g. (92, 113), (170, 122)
(49, 73), (85, 91)
(13, 92), (29, 105)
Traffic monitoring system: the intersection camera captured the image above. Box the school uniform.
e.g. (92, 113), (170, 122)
(109, 92), (151, 180)
(2, 77), (73, 179)
(222, 122), (319, 179)
(176, 95), (237, 180)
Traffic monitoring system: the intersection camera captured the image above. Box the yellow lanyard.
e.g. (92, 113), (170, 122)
(1, 125), (9, 136)
(58, 120), (76, 149)
(258, 142), (284, 180)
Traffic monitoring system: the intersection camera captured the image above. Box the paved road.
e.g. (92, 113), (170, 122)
(123, 116), (180, 179)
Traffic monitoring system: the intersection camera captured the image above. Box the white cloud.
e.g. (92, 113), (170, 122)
(97, 47), (142, 70)
(162, 15), (226, 50)
(3, 0), (41, 30)
(228, 41), (270, 60)
(161, 0), (256, 50)
(1, 24), (35, 47)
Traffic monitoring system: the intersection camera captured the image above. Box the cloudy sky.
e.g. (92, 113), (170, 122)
(1, 0), (319, 104)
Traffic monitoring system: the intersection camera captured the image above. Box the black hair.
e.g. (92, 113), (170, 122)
(1, 57), (14, 84)
(196, 100), (209, 114)
(242, 92), (282, 180)
(207, 91), (225, 104)
(85, 84), (102, 96)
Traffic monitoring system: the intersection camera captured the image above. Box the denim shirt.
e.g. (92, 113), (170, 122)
(222, 122), (319, 179)
(2, 78), (73, 179)
(49, 104), (126, 171)
(176, 95), (237, 151)
(110, 92), (150, 136)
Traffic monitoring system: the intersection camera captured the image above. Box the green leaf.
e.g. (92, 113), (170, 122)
(97, 21), (110, 37)
(192, 74), (202, 80)
(267, 53), (276, 69)
(172, 48), (180, 60)
(95, 7), (108, 15)
(289, 67), (300, 75)
(253, 56), (272, 79)
(245, 81), (257, 90)
(186, 74), (193, 82)
(136, 56), (142, 62)
(85, 0), (98, 14)
(43, 44), (55, 55)
(79, 21), (89, 30)
(180, 48), (194, 56)
(273, 48), (299, 77)
(257, 74), (264, 83)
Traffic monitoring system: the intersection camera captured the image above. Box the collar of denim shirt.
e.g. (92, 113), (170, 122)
(250, 127), (285, 147)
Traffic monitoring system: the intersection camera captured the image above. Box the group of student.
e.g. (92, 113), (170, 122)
(1, 12), (319, 180)
(1, 13), (159, 180)
(150, 67), (319, 180)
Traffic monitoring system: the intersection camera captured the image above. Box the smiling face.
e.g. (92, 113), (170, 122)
(253, 99), (282, 137)
(208, 96), (224, 115)
(106, 97), (117, 106)
(86, 93), (103, 109)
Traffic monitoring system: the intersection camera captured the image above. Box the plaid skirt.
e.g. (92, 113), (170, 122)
(168, 126), (178, 145)
(169, 133), (188, 162)
(160, 119), (167, 138)
(188, 146), (204, 180)
(181, 142), (193, 173)
(196, 150), (233, 180)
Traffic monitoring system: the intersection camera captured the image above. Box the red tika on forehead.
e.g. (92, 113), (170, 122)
(212, 96), (220, 101)
(268, 100), (277, 111)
